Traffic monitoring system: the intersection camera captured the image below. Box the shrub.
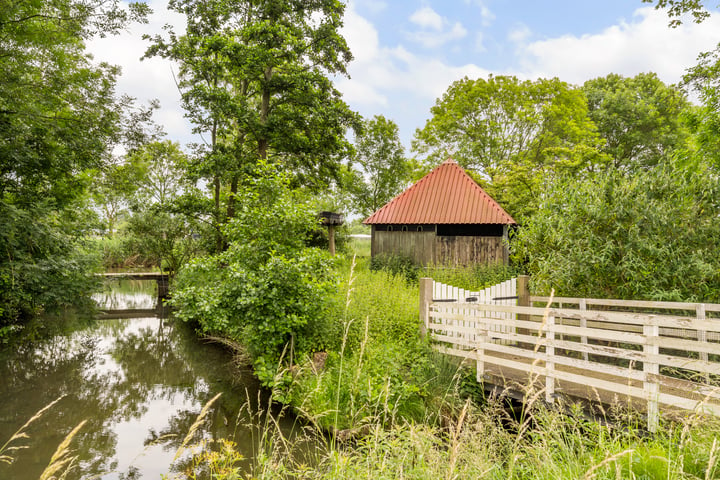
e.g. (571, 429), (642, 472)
(514, 159), (720, 301)
(424, 263), (521, 291)
(369, 253), (420, 282)
(170, 164), (337, 385)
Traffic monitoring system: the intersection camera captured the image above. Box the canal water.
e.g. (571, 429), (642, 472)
(0, 279), (299, 479)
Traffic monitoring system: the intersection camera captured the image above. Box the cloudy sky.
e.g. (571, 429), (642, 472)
(88, 0), (720, 150)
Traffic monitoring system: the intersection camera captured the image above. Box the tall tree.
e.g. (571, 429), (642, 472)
(682, 46), (720, 170)
(413, 75), (607, 222)
(351, 115), (410, 217)
(582, 73), (690, 171)
(0, 0), (149, 327)
(642, 0), (716, 26)
(145, 0), (360, 249)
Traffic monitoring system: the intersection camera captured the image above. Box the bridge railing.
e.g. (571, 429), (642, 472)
(420, 279), (720, 432)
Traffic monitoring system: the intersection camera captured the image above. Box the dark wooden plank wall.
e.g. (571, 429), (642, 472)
(371, 229), (508, 266)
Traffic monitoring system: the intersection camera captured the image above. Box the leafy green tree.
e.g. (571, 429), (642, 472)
(642, 0), (716, 26)
(514, 158), (720, 301)
(350, 115), (411, 217)
(170, 163), (335, 385)
(127, 140), (190, 206)
(145, 0), (360, 250)
(92, 159), (147, 236)
(0, 0), (149, 328)
(413, 75), (607, 222)
(582, 73), (690, 171)
(118, 141), (200, 275)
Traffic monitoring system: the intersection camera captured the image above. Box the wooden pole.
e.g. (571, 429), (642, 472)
(419, 277), (433, 338)
(517, 275), (530, 335)
(328, 225), (336, 256)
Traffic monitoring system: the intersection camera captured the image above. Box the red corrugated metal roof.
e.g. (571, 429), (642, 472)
(364, 159), (516, 225)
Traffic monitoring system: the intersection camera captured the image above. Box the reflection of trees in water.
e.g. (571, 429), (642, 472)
(0, 309), (306, 480)
(93, 279), (157, 310)
(0, 331), (121, 479)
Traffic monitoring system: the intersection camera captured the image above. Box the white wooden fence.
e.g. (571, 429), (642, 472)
(420, 277), (720, 431)
(432, 278), (517, 342)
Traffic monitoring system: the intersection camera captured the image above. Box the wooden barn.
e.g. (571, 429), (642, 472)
(363, 159), (516, 266)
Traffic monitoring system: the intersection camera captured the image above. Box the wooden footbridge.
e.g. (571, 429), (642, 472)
(420, 276), (720, 431)
(97, 272), (170, 297)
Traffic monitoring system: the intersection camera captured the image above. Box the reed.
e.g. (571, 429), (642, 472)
(0, 395), (65, 465)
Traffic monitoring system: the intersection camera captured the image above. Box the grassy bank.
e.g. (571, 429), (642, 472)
(4, 254), (720, 479)
(179, 387), (720, 479)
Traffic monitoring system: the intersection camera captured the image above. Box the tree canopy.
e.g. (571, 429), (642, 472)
(145, 0), (361, 244)
(582, 72), (690, 171)
(350, 115), (411, 218)
(0, 0), (149, 328)
(413, 75), (606, 222)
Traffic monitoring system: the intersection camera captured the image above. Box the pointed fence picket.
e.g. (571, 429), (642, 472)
(431, 278), (517, 347)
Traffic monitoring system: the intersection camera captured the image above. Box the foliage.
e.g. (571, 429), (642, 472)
(425, 263), (521, 292)
(91, 157), (147, 237)
(127, 140), (190, 206)
(145, 0), (361, 250)
(0, 201), (100, 333)
(0, 0), (150, 330)
(413, 75), (607, 222)
(290, 341), (436, 431)
(514, 158), (720, 301)
(582, 72), (690, 171)
(349, 115), (411, 217)
(642, 0), (715, 26)
(170, 164), (336, 385)
(125, 207), (201, 275)
(369, 254), (420, 283)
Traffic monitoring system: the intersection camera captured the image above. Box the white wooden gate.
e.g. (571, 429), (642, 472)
(431, 278), (517, 345)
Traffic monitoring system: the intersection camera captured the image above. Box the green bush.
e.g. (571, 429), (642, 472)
(369, 253), (420, 282)
(514, 159), (720, 301)
(170, 164), (337, 385)
(0, 202), (99, 333)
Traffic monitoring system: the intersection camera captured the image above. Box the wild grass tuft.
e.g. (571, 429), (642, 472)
(38, 420), (87, 480)
(0, 395), (66, 465)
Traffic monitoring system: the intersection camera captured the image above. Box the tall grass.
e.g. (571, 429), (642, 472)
(0, 396), (87, 480)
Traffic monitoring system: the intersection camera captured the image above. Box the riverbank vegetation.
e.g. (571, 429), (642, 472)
(4, 0), (720, 478)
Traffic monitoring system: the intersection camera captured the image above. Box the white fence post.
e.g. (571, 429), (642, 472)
(644, 318), (660, 433)
(698, 304), (708, 364)
(579, 298), (589, 361)
(419, 278), (433, 338)
(545, 313), (555, 404)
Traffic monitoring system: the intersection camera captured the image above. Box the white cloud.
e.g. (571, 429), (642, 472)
(508, 24), (532, 44)
(515, 7), (720, 86)
(406, 6), (468, 48)
(407, 22), (468, 48)
(464, 0), (496, 27)
(354, 0), (387, 14)
(474, 31), (487, 52)
(339, 6), (487, 108)
(409, 6), (444, 31)
(86, 0), (194, 145)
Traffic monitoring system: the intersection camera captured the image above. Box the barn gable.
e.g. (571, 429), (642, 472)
(363, 159), (516, 266)
(364, 158), (515, 225)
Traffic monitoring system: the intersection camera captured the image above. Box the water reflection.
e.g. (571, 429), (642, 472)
(93, 279), (158, 310)
(0, 280), (301, 480)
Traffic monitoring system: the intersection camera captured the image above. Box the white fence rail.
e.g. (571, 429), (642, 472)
(420, 278), (720, 432)
(432, 278), (516, 343)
